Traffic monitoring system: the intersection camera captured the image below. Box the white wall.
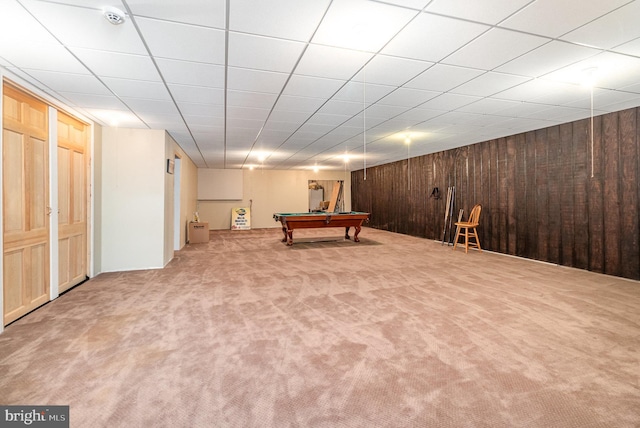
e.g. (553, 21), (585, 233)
(197, 169), (352, 230)
(163, 134), (174, 267)
(92, 123), (103, 275)
(178, 148), (198, 247)
(99, 127), (198, 272)
(101, 128), (167, 271)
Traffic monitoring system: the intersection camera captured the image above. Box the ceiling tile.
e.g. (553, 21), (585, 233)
(267, 109), (313, 123)
(86, 108), (145, 128)
(4, 0), (640, 171)
(332, 81), (396, 104)
(0, 0), (61, 44)
(227, 106), (270, 120)
(522, 106), (589, 122)
(227, 117), (264, 130)
(0, 40), (88, 74)
(295, 44), (373, 80)
(562, 1), (640, 49)
(274, 95), (326, 112)
(425, 0), (532, 25)
(620, 81), (640, 95)
(457, 98), (525, 115)
(228, 33), (305, 73)
(26, 0), (126, 8)
(20, 0), (147, 54)
(58, 92), (127, 110)
(382, 13), (490, 62)
(262, 120), (302, 133)
(312, 0), (417, 52)
(307, 113), (352, 126)
(379, 1), (431, 10)
(136, 17), (225, 64)
(283, 75), (346, 98)
(184, 115), (225, 127)
(168, 84), (224, 105)
(543, 52), (640, 90)
(496, 41), (600, 78)
(227, 90), (278, 109)
(123, 98), (179, 115)
(597, 95), (640, 112)
(229, 0), (330, 41)
(103, 77), (172, 100)
(494, 79), (589, 109)
(450, 72), (532, 97)
(564, 87), (640, 110)
(613, 37), (640, 56)
(443, 28), (549, 70)
(127, 0), (226, 28)
(393, 108), (445, 123)
(404, 64), (483, 92)
(353, 55), (434, 86)
(500, 0), (630, 38)
(377, 87), (440, 108)
(227, 67), (289, 93)
(156, 59), (224, 87)
(362, 104), (410, 119)
(418, 93), (481, 111)
(177, 103), (224, 116)
(71, 48), (161, 81)
(316, 99), (364, 116)
(256, 128), (295, 143)
(141, 113), (187, 129)
(24, 69), (110, 95)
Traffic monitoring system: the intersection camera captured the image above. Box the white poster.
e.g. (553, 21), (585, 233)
(231, 207), (251, 230)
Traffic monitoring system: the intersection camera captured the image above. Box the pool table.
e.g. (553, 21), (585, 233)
(273, 212), (370, 246)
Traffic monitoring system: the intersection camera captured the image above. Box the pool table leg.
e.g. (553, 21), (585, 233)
(345, 227), (351, 240)
(353, 226), (362, 242)
(286, 229), (294, 246)
(280, 226), (288, 243)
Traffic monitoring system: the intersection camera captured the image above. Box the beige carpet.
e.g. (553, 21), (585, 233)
(1, 227), (639, 427)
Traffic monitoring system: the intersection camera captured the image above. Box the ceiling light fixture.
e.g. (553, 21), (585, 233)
(103, 6), (126, 25)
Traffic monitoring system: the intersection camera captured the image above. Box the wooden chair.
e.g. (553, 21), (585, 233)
(453, 204), (482, 253)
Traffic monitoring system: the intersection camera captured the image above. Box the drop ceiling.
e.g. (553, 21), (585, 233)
(2, 0), (640, 170)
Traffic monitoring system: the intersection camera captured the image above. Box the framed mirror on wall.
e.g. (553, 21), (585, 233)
(308, 180), (344, 212)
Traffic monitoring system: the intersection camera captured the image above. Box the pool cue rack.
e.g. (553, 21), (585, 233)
(441, 186), (456, 245)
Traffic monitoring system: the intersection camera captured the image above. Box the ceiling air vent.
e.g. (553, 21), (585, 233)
(103, 6), (126, 25)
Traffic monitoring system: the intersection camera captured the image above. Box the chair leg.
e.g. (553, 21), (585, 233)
(464, 228), (469, 253)
(473, 228), (481, 252)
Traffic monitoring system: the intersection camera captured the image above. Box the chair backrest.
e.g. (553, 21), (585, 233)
(468, 204), (482, 226)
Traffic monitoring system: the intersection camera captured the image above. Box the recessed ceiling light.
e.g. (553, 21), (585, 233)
(103, 6), (126, 25)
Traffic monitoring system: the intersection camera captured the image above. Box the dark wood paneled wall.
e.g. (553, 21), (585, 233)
(351, 107), (640, 280)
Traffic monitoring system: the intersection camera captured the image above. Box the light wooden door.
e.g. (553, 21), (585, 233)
(57, 112), (88, 293)
(3, 84), (50, 325)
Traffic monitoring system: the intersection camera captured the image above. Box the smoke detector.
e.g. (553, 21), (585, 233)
(103, 6), (126, 25)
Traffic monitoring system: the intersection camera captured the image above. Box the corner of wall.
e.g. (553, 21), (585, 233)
(91, 123), (103, 276)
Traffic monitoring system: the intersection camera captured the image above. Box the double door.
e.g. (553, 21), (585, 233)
(2, 83), (88, 325)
